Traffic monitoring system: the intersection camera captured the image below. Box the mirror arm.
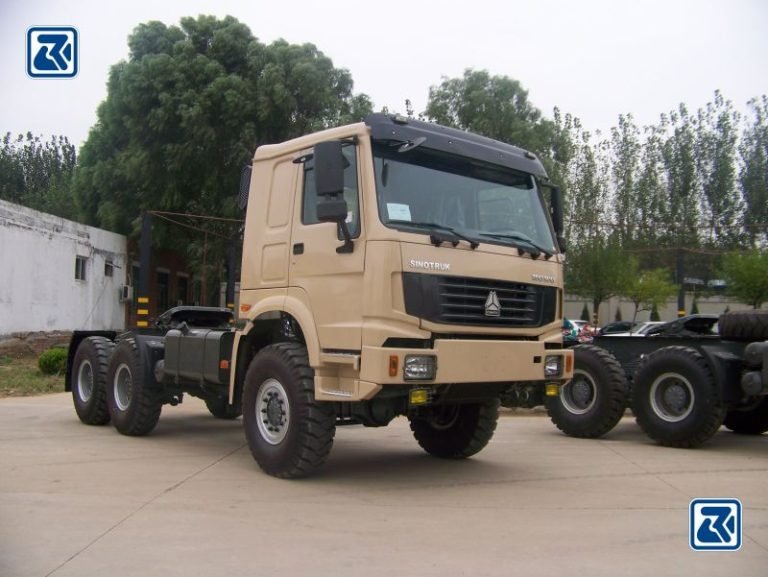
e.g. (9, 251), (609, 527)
(336, 220), (354, 254)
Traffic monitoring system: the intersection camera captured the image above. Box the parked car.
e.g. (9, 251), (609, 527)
(602, 321), (666, 337)
(599, 321), (637, 335)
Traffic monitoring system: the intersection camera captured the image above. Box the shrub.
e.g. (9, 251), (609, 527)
(38, 347), (68, 375)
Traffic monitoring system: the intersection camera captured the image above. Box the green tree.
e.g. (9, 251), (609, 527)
(609, 114), (641, 245)
(696, 91), (742, 248)
(660, 104), (700, 248)
(739, 96), (768, 247)
(621, 263), (677, 325)
(565, 237), (633, 325)
(721, 250), (768, 308)
(425, 69), (554, 155)
(0, 132), (77, 218)
(565, 126), (610, 246)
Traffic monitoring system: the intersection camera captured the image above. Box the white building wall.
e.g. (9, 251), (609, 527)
(0, 199), (127, 335)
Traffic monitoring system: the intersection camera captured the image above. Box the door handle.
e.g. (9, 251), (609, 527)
(293, 243), (304, 255)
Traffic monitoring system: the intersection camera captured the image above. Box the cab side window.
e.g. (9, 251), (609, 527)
(302, 144), (361, 237)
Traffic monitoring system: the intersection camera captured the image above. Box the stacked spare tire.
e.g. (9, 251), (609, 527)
(546, 309), (768, 447)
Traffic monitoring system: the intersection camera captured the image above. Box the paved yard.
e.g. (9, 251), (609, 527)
(1, 393), (766, 577)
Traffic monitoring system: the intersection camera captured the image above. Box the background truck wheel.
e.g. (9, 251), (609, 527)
(718, 309), (768, 341)
(408, 399), (499, 459)
(724, 397), (768, 435)
(106, 338), (163, 436)
(71, 336), (115, 425)
(631, 346), (725, 448)
(205, 397), (242, 420)
(545, 344), (628, 438)
(242, 343), (336, 478)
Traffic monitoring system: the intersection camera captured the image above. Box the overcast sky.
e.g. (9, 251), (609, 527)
(1, 0), (767, 149)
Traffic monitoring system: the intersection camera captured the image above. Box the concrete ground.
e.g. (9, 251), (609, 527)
(0, 393), (766, 577)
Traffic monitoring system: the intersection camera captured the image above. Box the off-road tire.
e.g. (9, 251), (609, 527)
(545, 344), (628, 438)
(718, 309), (768, 341)
(242, 343), (336, 478)
(724, 397), (768, 435)
(632, 346), (725, 448)
(408, 399), (499, 459)
(205, 397), (242, 420)
(106, 338), (163, 436)
(71, 336), (115, 425)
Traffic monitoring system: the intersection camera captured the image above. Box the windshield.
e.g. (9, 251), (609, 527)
(373, 141), (556, 253)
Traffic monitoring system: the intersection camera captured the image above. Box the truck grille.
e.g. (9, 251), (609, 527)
(402, 273), (557, 328)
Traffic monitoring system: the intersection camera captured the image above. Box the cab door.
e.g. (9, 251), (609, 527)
(288, 143), (366, 351)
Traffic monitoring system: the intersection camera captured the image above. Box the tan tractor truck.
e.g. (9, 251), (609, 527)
(65, 113), (574, 478)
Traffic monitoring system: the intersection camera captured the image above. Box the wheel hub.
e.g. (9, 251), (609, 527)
(113, 363), (133, 411)
(650, 373), (694, 423)
(561, 370), (597, 415)
(256, 379), (290, 445)
(76, 360), (94, 403)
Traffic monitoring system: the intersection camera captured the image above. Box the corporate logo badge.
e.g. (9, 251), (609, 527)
(27, 26), (79, 78)
(689, 498), (742, 551)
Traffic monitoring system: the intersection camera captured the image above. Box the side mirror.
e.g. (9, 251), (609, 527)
(549, 184), (566, 253)
(314, 140), (345, 198)
(313, 140), (354, 254)
(238, 164), (252, 211)
(550, 185), (564, 235)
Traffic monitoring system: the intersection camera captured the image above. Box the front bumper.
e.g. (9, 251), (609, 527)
(360, 339), (573, 385)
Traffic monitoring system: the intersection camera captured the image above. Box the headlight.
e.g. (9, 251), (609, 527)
(404, 355), (437, 381)
(544, 355), (563, 377)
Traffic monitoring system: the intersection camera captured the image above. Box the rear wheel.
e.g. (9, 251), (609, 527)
(632, 346), (725, 448)
(546, 344), (628, 438)
(71, 337), (114, 425)
(724, 397), (768, 435)
(409, 400), (499, 459)
(242, 343), (336, 478)
(106, 339), (163, 436)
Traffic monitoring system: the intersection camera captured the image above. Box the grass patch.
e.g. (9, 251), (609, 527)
(0, 354), (65, 397)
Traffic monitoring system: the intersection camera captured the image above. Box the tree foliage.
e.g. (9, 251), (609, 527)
(74, 15), (372, 237)
(425, 69), (554, 156)
(739, 96), (768, 247)
(620, 264), (677, 323)
(721, 250), (768, 308)
(0, 132), (77, 219)
(565, 237), (633, 324)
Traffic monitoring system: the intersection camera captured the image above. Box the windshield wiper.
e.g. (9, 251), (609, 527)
(480, 232), (553, 259)
(386, 220), (479, 249)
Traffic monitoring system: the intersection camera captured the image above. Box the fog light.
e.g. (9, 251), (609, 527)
(404, 355), (436, 381)
(545, 383), (561, 397)
(544, 355), (562, 377)
(409, 388), (431, 405)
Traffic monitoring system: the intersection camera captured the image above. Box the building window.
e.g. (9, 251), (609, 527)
(75, 256), (87, 281)
(104, 261), (114, 277)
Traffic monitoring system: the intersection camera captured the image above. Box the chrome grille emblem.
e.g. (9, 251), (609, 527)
(484, 291), (501, 317)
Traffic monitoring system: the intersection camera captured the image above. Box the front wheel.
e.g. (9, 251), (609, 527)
(408, 400), (499, 459)
(242, 343), (336, 478)
(632, 346), (725, 448)
(545, 344), (628, 438)
(106, 339), (163, 436)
